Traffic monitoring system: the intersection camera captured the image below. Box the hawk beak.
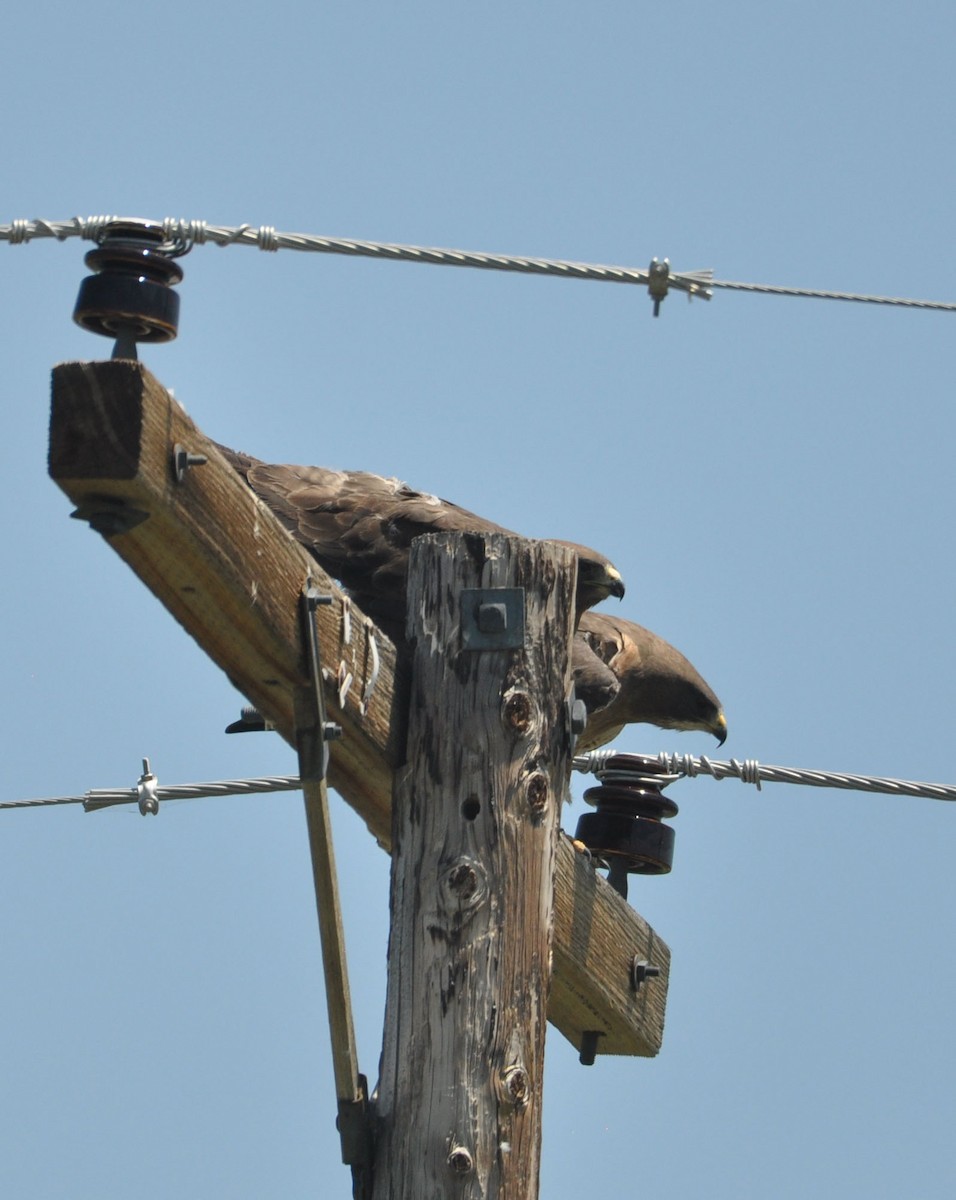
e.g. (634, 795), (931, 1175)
(713, 711), (728, 746)
(608, 571), (625, 600)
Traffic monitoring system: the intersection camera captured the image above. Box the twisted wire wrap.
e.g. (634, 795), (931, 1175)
(572, 750), (956, 802)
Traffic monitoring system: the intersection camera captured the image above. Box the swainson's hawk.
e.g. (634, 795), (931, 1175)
(573, 611), (727, 750)
(219, 446), (724, 746)
(218, 445), (625, 639)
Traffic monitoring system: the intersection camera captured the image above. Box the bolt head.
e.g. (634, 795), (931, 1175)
(570, 697), (588, 735)
(477, 602), (508, 634)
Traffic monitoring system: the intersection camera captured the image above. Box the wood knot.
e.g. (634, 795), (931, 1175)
(526, 772), (549, 818)
(436, 856), (488, 929)
(502, 690), (533, 734)
(500, 1064), (530, 1110)
(447, 1145), (474, 1175)
(446, 861), (480, 902)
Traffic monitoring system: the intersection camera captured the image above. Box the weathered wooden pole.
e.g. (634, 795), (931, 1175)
(371, 531), (576, 1199)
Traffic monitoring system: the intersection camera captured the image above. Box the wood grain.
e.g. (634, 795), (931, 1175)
(373, 533), (574, 1198)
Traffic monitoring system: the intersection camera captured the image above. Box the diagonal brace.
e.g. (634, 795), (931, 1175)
(295, 584), (372, 1185)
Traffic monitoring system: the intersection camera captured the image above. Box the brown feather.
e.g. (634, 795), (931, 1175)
(218, 444), (624, 640)
(574, 612), (727, 750)
(571, 637), (622, 714)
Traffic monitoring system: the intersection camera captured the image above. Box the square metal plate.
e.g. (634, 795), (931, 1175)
(460, 587), (526, 650)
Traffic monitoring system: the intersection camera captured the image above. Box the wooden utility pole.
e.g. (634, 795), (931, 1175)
(372, 533), (575, 1198)
(47, 360), (672, 1194)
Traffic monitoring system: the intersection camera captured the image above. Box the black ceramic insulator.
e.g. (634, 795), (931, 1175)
(574, 754), (679, 890)
(574, 810), (676, 876)
(73, 220), (183, 344)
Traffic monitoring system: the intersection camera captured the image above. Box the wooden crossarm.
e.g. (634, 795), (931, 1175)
(48, 359), (669, 1058)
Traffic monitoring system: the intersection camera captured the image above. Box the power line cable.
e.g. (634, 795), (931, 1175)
(0, 767), (301, 814)
(2, 216), (954, 313)
(4, 751), (956, 815)
(573, 749), (956, 801)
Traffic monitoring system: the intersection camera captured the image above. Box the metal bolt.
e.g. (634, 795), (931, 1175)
(172, 444), (208, 483)
(477, 601), (508, 634)
(631, 957), (661, 993)
(579, 1030), (602, 1066)
(461, 587), (525, 650)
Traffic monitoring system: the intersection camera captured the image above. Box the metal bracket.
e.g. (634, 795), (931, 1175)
(70, 494), (150, 537)
(337, 1074), (374, 1175)
(567, 686), (588, 754)
(295, 582), (370, 1193)
(460, 587), (526, 650)
(297, 585), (342, 779)
(224, 705), (275, 735)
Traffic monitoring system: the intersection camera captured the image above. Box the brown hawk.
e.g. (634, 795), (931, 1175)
(218, 445), (625, 641)
(219, 446), (723, 745)
(573, 611), (727, 750)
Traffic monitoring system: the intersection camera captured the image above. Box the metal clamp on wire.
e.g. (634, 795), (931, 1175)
(84, 758), (160, 815)
(647, 258), (671, 317)
(644, 258), (714, 316)
(136, 759), (160, 815)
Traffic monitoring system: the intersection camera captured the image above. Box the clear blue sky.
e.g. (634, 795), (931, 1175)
(3, 3), (955, 1197)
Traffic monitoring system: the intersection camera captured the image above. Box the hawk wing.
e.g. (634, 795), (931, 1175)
(219, 444), (624, 640)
